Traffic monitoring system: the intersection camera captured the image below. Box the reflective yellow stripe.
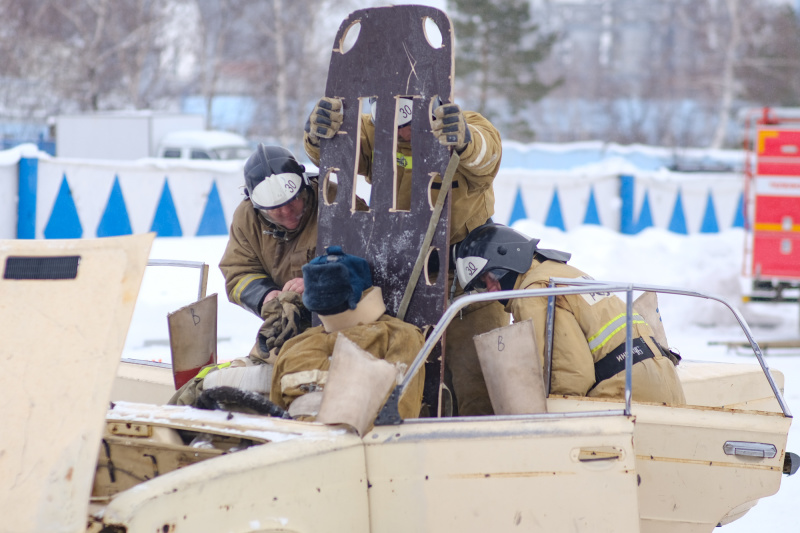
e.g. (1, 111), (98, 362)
(369, 150), (412, 169)
(587, 313), (646, 353)
(197, 361), (232, 379)
(396, 153), (412, 169)
(758, 130), (779, 154)
(753, 222), (800, 232)
(232, 273), (268, 304)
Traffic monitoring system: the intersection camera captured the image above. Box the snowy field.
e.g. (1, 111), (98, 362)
(125, 223), (799, 531)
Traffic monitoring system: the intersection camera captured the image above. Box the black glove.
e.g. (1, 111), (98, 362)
(306, 97), (343, 145)
(431, 103), (472, 152)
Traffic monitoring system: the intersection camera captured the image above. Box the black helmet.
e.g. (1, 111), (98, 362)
(244, 144), (308, 210)
(455, 224), (538, 291)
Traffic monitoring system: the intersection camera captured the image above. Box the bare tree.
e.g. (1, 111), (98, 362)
(529, 0), (779, 147)
(39, 1), (165, 110)
(4, 0), (797, 149)
(738, 3), (800, 106)
(709, 0), (741, 148)
(242, 0), (358, 153)
(191, 0), (251, 129)
(272, 0), (290, 147)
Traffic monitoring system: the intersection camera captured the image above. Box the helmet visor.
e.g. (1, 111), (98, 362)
(473, 269), (514, 291)
(250, 172), (305, 210)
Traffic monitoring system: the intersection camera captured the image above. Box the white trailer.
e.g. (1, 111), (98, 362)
(54, 111), (205, 160)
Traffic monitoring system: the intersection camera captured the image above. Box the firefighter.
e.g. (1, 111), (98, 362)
(455, 223), (686, 405)
(303, 96), (509, 416)
(270, 246), (425, 420)
(219, 144), (366, 355)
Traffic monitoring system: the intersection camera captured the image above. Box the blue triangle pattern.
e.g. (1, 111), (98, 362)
(196, 181), (229, 236)
(544, 189), (565, 230)
(150, 178), (183, 237)
(699, 190), (719, 233)
(507, 187), (528, 226)
(44, 174), (83, 239)
(732, 191), (745, 228)
(583, 187), (601, 225)
(668, 189), (688, 234)
(635, 191), (653, 233)
(97, 176), (132, 237)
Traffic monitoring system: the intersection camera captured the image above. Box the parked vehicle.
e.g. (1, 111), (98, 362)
(743, 107), (800, 306)
(54, 111), (206, 160)
(156, 130), (252, 161)
(0, 235), (795, 533)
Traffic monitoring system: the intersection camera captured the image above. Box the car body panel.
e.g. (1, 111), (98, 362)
(97, 429), (370, 533)
(547, 397), (790, 532)
(0, 234), (153, 533)
(364, 415), (640, 532)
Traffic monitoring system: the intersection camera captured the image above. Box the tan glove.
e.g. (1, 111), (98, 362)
(257, 291), (312, 353)
(258, 298), (283, 351)
(305, 97), (343, 145)
(431, 103), (472, 152)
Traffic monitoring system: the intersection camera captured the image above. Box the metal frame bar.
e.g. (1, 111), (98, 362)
(550, 278), (792, 418)
(391, 280), (792, 419)
(147, 259), (209, 301)
(545, 284), (556, 397)
(407, 408), (629, 425)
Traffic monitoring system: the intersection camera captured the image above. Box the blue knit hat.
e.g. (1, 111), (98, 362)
(302, 246), (373, 315)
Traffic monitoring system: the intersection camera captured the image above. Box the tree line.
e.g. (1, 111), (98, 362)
(1, 0), (798, 150)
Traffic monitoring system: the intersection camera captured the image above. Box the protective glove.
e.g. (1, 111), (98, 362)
(258, 298), (284, 352)
(305, 97), (343, 145)
(257, 291), (312, 353)
(431, 103), (472, 153)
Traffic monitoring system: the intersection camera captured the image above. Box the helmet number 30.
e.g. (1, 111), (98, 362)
(285, 181), (297, 193)
(398, 102), (412, 120)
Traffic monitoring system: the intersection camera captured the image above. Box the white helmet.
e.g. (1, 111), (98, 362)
(369, 95), (445, 129)
(244, 144), (308, 210)
(369, 96), (414, 128)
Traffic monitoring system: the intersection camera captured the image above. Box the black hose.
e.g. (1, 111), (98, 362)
(196, 386), (292, 419)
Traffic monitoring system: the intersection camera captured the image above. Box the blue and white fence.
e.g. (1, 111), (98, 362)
(5, 149), (244, 240)
(0, 145), (745, 240)
(494, 169), (744, 235)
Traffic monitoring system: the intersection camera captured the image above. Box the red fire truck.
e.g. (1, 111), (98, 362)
(743, 107), (800, 303)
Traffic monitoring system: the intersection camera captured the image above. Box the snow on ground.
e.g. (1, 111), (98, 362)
(125, 225), (799, 530)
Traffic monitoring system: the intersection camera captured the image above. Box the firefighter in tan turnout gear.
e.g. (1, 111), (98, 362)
(303, 96), (509, 416)
(270, 246), (425, 420)
(455, 223), (686, 404)
(220, 144), (365, 354)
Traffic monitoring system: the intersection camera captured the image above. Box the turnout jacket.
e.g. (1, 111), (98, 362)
(270, 288), (425, 419)
(509, 258), (686, 405)
(305, 111), (502, 244)
(219, 183), (320, 317)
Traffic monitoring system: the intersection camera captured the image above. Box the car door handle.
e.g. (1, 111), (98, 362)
(723, 441), (777, 459)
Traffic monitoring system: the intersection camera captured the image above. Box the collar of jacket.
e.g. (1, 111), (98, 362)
(257, 185), (317, 241)
(505, 257), (547, 310)
(319, 287), (386, 333)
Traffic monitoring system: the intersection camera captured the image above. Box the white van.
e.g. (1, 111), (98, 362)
(157, 130), (252, 160)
